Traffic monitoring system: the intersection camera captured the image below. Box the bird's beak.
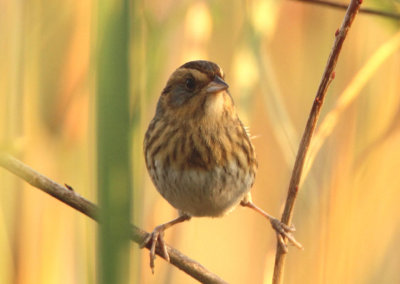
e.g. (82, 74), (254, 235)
(206, 76), (229, 94)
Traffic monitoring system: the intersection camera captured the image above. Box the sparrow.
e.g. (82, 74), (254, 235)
(143, 60), (302, 272)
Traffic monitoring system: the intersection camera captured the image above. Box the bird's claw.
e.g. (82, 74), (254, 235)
(269, 217), (303, 251)
(140, 226), (170, 273)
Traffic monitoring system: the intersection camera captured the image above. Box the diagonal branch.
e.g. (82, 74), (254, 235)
(0, 153), (227, 284)
(290, 0), (400, 20)
(272, 0), (362, 283)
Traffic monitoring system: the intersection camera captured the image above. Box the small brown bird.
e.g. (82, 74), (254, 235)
(143, 60), (301, 272)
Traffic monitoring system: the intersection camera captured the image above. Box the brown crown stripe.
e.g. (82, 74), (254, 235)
(180, 60), (223, 80)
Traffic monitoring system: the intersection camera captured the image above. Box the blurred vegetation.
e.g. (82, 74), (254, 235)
(1, 0), (400, 283)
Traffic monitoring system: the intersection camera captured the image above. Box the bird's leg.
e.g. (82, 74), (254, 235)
(141, 213), (191, 273)
(240, 197), (303, 252)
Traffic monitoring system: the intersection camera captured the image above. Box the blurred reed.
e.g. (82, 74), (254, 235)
(96, 0), (132, 284)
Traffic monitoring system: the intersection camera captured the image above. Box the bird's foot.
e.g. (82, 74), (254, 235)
(140, 225), (170, 274)
(140, 214), (190, 273)
(240, 198), (303, 252)
(269, 217), (303, 252)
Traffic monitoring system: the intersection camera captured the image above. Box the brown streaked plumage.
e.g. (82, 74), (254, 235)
(143, 60), (302, 273)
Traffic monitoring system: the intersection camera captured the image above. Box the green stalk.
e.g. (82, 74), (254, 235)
(96, 0), (131, 283)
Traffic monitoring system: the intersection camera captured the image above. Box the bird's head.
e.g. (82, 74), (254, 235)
(155, 60), (236, 122)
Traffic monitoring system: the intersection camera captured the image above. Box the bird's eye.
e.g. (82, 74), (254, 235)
(185, 77), (196, 91)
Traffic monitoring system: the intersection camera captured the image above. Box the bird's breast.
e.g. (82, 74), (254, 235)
(150, 159), (255, 217)
(144, 115), (257, 217)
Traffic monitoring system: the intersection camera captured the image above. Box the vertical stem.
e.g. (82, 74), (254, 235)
(272, 0), (362, 283)
(96, 0), (132, 283)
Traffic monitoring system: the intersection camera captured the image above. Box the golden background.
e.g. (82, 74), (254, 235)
(1, 0), (400, 283)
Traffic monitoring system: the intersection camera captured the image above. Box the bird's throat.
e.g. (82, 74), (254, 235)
(204, 91), (233, 119)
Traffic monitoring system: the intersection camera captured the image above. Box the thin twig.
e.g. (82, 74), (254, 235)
(0, 153), (227, 284)
(272, 0), (362, 283)
(290, 0), (400, 20)
(303, 31), (400, 185)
